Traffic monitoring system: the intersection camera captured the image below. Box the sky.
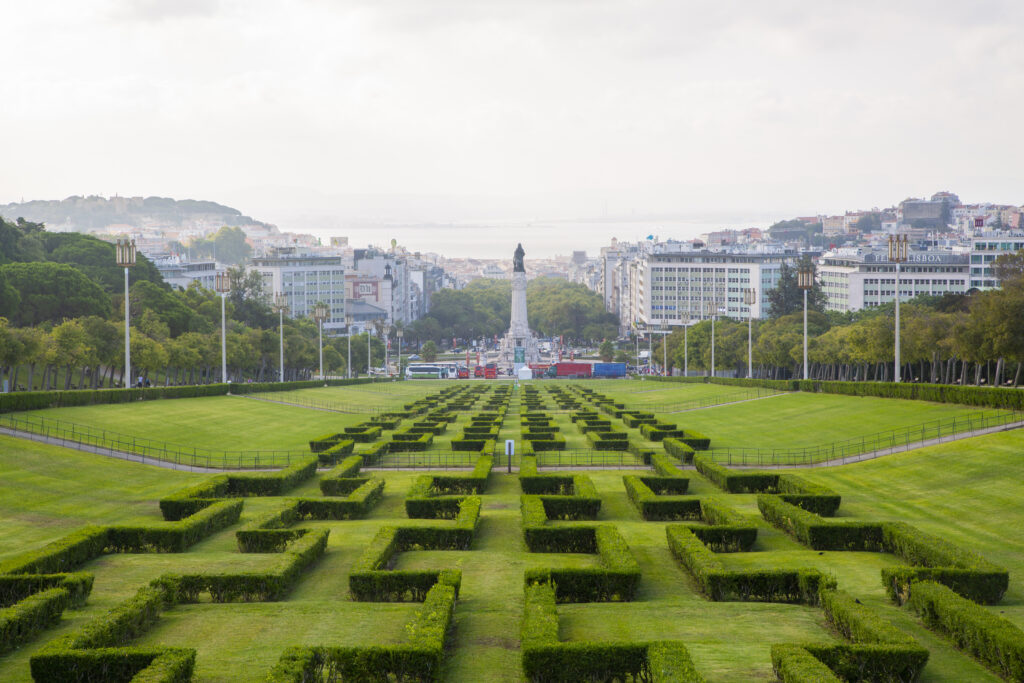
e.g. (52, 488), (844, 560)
(2, 0), (1023, 236)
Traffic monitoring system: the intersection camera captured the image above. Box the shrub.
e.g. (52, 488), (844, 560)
(757, 496), (882, 551)
(663, 438), (696, 463)
(308, 432), (345, 453)
(317, 439), (354, 465)
(623, 476), (698, 521)
(666, 525), (832, 604)
(226, 457), (319, 497)
(881, 522), (1008, 605)
(105, 500), (243, 553)
(639, 422), (685, 441)
(909, 580), (1024, 680)
(343, 425), (383, 442)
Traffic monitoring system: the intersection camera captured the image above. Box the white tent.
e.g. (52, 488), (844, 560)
(516, 366), (534, 381)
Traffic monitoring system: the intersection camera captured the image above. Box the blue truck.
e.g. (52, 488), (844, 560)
(592, 362), (627, 378)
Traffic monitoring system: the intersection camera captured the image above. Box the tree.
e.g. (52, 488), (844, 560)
(855, 213), (881, 232)
(187, 226), (252, 265)
(421, 340), (438, 362)
(0, 262), (110, 325)
(766, 257), (827, 317)
(598, 339), (614, 362)
(992, 249), (1024, 286)
(0, 268), (20, 318)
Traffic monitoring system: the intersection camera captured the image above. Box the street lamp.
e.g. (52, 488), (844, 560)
(744, 288), (757, 379)
(396, 328), (404, 379)
(313, 302), (329, 381)
(273, 293), (288, 382)
(115, 239), (136, 387)
(383, 324), (392, 377)
(888, 235), (909, 383)
(797, 263), (815, 380)
(215, 272), (231, 384)
(345, 313), (354, 379)
(683, 321), (689, 377)
(704, 300), (717, 378)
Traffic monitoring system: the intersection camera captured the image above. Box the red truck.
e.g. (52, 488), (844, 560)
(543, 362), (592, 379)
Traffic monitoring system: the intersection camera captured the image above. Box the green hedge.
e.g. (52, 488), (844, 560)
(317, 439), (354, 465)
(319, 455), (363, 487)
(309, 432), (345, 453)
(759, 497), (1008, 604)
(0, 527), (110, 575)
(666, 525), (832, 604)
(695, 457), (842, 515)
(348, 499), (478, 601)
(526, 435), (566, 452)
(639, 422), (685, 441)
(662, 438), (696, 463)
(757, 495), (882, 551)
(623, 476), (697, 521)
(524, 525), (640, 602)
(881, 522), (1008, 605)
(520, 582), (704, 682)
(226, 457), (319, 497)
(909, 580), (1024, 680)
(343, 424), (383, 442)
(770, 644), (842, 682)
(105, 500), (243, 553)
(0, 587), (71, 654)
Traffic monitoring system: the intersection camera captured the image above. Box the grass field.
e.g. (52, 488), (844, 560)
(1, 382), (1022, 681)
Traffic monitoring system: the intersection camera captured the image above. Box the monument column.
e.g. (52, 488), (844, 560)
(510, 243), (529, 371)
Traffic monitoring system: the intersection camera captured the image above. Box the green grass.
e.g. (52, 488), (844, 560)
(16, 395), (372, 452)
(648, 391), (1007, 450)
(1, 385), (1022, 681)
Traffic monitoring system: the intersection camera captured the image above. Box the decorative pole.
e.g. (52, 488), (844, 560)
(313, 302), (329, 381)
(273, 293), (288, 382)
(215, 272), (230, 383)
(115, 239), (136, 387)
(397, 328), (404, 380)
(797, 263), (815, 380)
(744, 288), (757, 378)
(889, 235), (909, 383)
(345, 313), (353, 379)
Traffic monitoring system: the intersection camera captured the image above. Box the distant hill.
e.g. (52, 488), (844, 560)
(0, 195), (274, 234)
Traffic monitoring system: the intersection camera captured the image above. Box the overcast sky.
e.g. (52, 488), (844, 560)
(2, 0), (1023, 229)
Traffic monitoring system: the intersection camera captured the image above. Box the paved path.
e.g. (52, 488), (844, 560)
(3, 413), (1022, 473)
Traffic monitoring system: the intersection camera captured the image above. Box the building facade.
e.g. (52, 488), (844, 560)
(250, 249), (347, 331)
(818, 250), (969, 312)
(969, 234), (1024, 289)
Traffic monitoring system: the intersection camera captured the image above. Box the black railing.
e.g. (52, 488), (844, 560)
(705, 410), (1024, 466)
(0, 413), (306, 470)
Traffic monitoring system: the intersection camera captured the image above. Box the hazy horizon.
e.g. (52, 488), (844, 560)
(3, 1), (1023, 236)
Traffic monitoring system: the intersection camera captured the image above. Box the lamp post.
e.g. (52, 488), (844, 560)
(215, 272), (230, 383)
(704, 300), (717, 378)
(396, 328), (404, 379)
(889, 235), (909, 383)
(115, 239), (136, 387)
(273, 293), (288, 382)
(744, 288), (756, 379)
(683, 321), (689, 377)
(383, 324), (392, 377)
(313, 302), (329, 381)
(797, 263), (814, 380)
(345, 313), (354, 379)
(367, 324), (373, 377)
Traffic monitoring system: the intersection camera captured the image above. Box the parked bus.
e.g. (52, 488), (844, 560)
(405, 364), (446, 379)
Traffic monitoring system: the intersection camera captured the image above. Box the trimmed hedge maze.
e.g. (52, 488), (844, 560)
(4, 381), (1023, 682)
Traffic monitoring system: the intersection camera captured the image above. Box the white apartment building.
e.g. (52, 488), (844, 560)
(636, 251), (793, 328)
(250, 249), (347, 331)
(153, 257), (218, 291)
(818, 250), (969, 312)
(970, 234), (1024, 289)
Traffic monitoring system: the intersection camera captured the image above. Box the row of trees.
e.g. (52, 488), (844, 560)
(404, 277), (619, 345)
(651, 252), (1024, 385)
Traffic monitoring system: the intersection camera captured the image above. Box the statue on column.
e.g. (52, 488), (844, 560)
(513, 243), (525, 273)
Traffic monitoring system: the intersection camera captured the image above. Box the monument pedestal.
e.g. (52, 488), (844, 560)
(500, 270), (540, 372)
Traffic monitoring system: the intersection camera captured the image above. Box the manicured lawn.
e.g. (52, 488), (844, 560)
(650, 391), (1007, 450)
(17, 395), (368, 453)
(1, 384), (1021, 681)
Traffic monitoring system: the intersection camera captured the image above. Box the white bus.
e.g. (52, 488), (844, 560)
(405, 364), (446, 379)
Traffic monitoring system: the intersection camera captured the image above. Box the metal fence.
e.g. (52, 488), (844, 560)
(513, 388), (783, 415)
(362, 449), (648, 470)
(0, 413), (307, 470)
(705, 409), (1024, 467)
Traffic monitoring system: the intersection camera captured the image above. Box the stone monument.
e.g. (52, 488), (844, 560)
(500, 243), (541, 373)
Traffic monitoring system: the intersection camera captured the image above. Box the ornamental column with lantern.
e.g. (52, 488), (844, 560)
(115, 239), (136, 387)
(215, 272), (231, 383)
(888, 235), (909, 382)
(273, 293), (288, 382)
(313, 302), (329, 382)
(797, 262), (815, 380)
